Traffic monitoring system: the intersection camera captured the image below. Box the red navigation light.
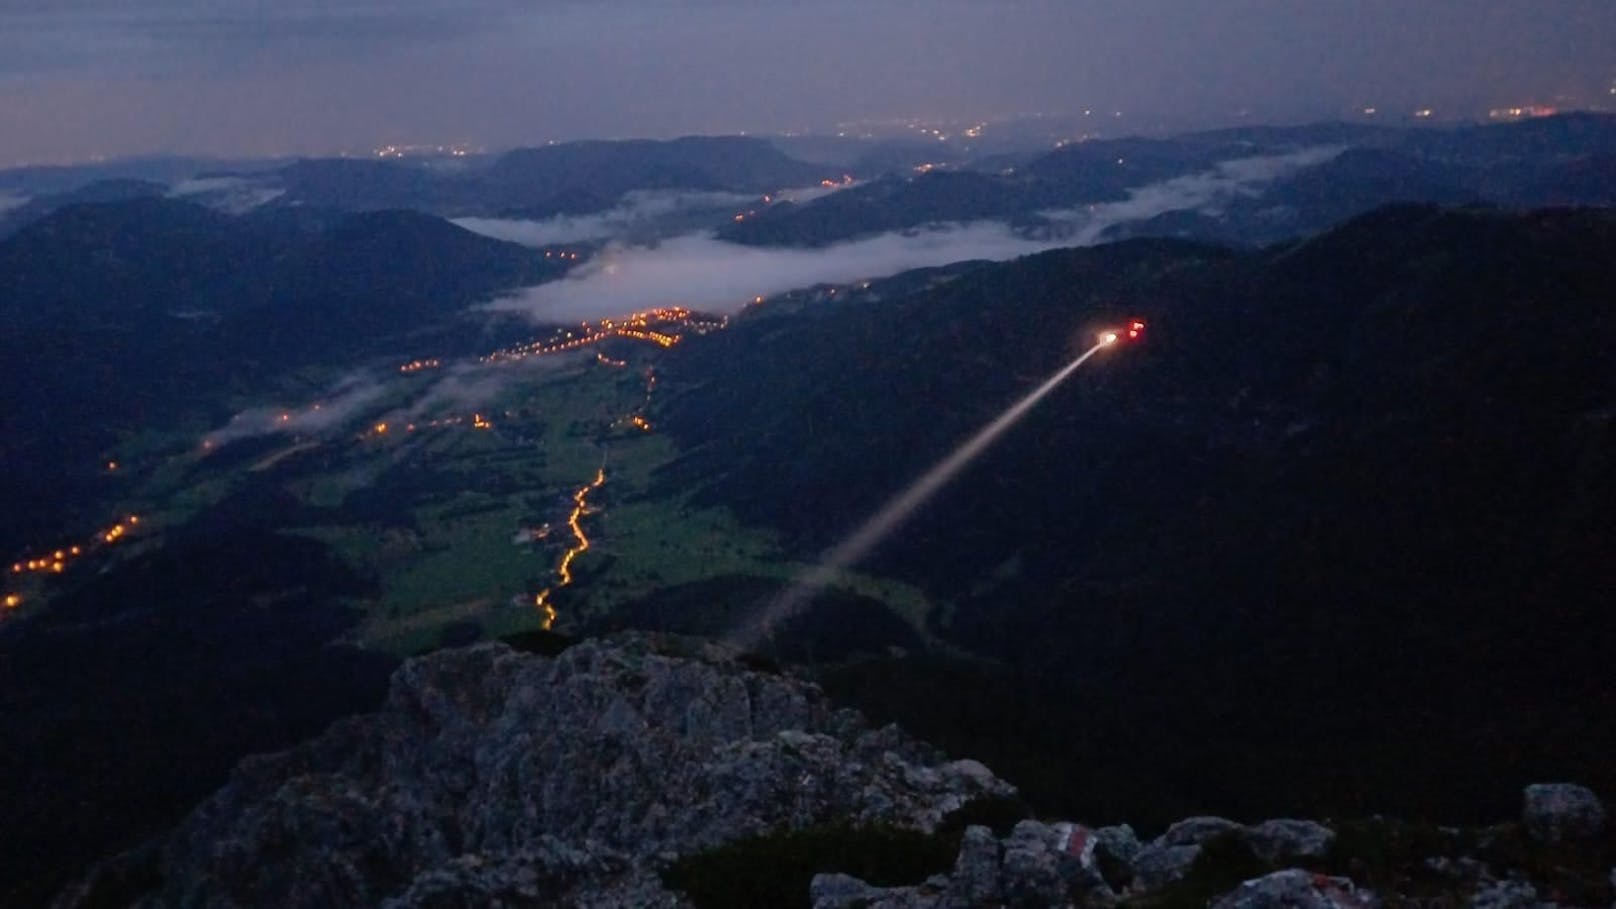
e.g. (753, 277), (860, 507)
(1099, 319), (1146, 345)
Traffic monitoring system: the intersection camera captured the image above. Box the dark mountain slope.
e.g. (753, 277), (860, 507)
(263, 136), (836, 217)
(719, 171), (1048, 246)
(655, 206), (1616, 824)
(1018, 135), (1246, 188)
(0, 197), (244, 323)
(721, 114), (1616, 249)
(718, 138), (1247, 247)
(1103, 149), (1484, 245)
(487, 135), (829, 204)
(272, 158), (461, 212)
(1405, 111), (1616, 163)
(222, 208), (553, 362)
(0, 199), (556, 552)
(0, 531), (398, 906)
(0, 177), (167, 238)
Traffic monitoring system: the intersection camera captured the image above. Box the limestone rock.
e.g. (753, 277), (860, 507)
(1211, 869), (1378, 909)
(1093, 825), (1141, 866)
(811, 872), (886, 909)
(1089, 824), (1141, 891)
(945, 824), (1004, 907)
(62, 635), (1014, 908)
(1242, 819), (1336, 863)
(1000, 820), (1070, 908)
(1163, 815), (1245, 846)
(1522, 783), (1606, 844)
(1130, 842), (1202, 891)
(1469, 878), (1551, 909)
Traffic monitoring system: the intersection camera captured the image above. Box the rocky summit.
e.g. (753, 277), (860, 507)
(58, 634), (1013, 908)
(811, 802), (1614, 909)
(58, 635), (1616, 909)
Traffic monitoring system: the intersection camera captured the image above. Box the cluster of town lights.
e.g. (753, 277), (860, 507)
(5, 515), (144, 610)
(480, 307), (723, 365)
(366, 413), (496, 439)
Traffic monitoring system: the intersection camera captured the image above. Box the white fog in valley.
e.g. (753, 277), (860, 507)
(1042, 145), (1345, 243)
(201, 356), (573, 448)
(484, 222), (1066, 322)
(167, 176), (286, 213)
(482, 148), (1341, 322)
(452, 189), (759, 248)
(203, 376), (391, 447)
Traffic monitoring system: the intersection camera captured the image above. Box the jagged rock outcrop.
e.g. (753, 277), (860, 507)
(1242, 819), (1336, 864)
(812, 785), (1615, 909)
(56, 630), (1615, 909)
(1128, 815), (1247, 890)
(951, 824), (1007, 906)
(811, 872), (891, 909)
(811, 820), (1116, 909)
(1210, 869), (1377, 909)
(1129, 840), (1203, 890)
(1468, 878), (1555, 909)
(813, 816), (1352, 907)
(60, 634), (1014, 908)
(1163, 816), (1245, 847)
(1523, 784), (1606, 844)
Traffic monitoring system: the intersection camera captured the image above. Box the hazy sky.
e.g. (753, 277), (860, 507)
(1, 0), (1612, 164)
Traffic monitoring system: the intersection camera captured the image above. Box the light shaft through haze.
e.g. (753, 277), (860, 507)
(733, 338), (1114, 649)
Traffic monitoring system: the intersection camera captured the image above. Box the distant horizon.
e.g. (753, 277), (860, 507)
(4, 103), (1613, 172)
(3, 1), (1611, 168)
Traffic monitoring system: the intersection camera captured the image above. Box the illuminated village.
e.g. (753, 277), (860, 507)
(4, 303), (731, 631)
(3, 515), (145, 613)
(476, 306), (727, 364)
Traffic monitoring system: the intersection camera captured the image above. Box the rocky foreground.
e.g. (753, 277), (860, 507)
(59, 635), (1615, 908)
(811, 785), (1611, 909)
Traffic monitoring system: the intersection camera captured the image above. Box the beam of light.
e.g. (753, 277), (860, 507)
(732, 338), (1115, 650)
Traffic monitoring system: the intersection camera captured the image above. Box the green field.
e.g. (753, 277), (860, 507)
(58, 350), (938, 655)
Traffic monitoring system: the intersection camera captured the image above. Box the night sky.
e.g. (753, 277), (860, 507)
(1, 0), (1612, 164)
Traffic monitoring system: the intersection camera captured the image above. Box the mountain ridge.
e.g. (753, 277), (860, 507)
(54, 634), (1615, 909)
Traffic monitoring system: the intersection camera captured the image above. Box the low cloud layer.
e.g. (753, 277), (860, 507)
(202, 354), (573, 447)
(486, 222), (1066, 322)
(455, 188), (757, 247)
(1045, 145), (1345, 243)
(168, 176), (284, 213)
(485, 148), (1338, 323)
(204, 374), (388, 447)
(0, 192), (28, 217)
(394, 356), (568, 421)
